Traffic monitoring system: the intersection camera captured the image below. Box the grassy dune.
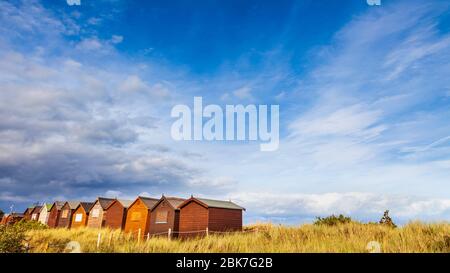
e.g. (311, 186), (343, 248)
(25, 222), (450, 253)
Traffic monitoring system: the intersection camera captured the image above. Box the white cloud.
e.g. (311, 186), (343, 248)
(66, 0), (81, 6)
(231, 192), (450, 223)
(289, 104), (384, 139)
(111, 35), (123, 44)
(76, 37), (102, 51)
(119, 75), (170, 98)
(232, 86), (252, 99)
(120, 75), (149, 93)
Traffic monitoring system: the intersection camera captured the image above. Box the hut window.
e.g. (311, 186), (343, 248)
(31, 214), (37, 220)
(92, 209), (100, 218)
(131, 212), (141, 221)
(155, 211), (168, 224)
(74, 213), (83, 222)
(61, 210), (68, 218)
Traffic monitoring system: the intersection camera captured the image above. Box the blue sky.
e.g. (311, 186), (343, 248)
(0, 0), (449, 224)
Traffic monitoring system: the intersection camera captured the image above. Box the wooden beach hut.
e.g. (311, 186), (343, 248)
(87, 197), (115, 228)
(38, 203), (52, 225)
(56, 201), (79, 228)
(104, 199), (133, 230)
(47, 201), (65, 228)
(124, 196), (159, 237)
(149, 196), (185, 237)
(70, 202), (95, 228)
(23, 206), (35, 221)
(30, 205), (42, 221)
(178, 197), (245, 237)
(1, 213), (24, 225)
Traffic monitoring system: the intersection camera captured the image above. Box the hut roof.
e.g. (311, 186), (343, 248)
(138, 196), (159, 209)
(197, 198), (245, 210)
(96, 197), (115, 209)
(52, 201), (65, 210)
(179, 197), (245, 211)
(105, 199), (133, 210)
(151, 196), (185, 211)
(79, 202), (95, 213)
(23, 207), (34, 214)
(117, 199), (133, 208)
(66, 201), (81, 209)
(32, 205), (42, 213)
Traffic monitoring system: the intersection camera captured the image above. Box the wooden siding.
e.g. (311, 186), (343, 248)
(56, 203), (72, 228)
(104, 201), (127, 230)
(87, 202), (105, 228)
(179, 201), (208, 237)
(23, 208), (32, 221)
(124, 198), (150, 237)
(47, 206), (60, 228)
(38, 207), (49, 225)
(208, 207), (242, 231)
(149, 199), (179, 236)
(70, 206), (88, 228)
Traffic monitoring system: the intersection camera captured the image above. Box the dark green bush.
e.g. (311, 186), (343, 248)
(314, 214), (353, 226)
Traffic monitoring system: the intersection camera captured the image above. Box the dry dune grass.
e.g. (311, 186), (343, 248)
(25, 222), (450, 253)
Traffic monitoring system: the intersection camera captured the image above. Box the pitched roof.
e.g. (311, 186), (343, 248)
(52, 201), (65, 210)
(117, 199), (133, 208)
(23, 207), (34, 214)
(79, 202), (95, 213)
(179, 197), (245, 211)
(138, 196), (159, 209)
(198, 198), (245, 210)
(31, 205), (42, 213)
(65, 201), (81, 209)
(96, 197), (115, 209)
(166, 197), (186, 208)
(151, 196), (185, 211)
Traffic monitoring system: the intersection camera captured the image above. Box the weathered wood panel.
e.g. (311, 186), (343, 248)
(150, 199), (177, 236)
(208, 207), (242, 231)
(179, 201), (208, 237)
(47, 206), (60, 228)
(56, 203), (72, 228)
(70, 206), (88, 228)
(124, 199), (150, 237)
(87, 202), (104, 228)
(104, 201), (127, 230)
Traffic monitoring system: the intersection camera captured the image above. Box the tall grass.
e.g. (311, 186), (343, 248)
(25, 222), (449, 253)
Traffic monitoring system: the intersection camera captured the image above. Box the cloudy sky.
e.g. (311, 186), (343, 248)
(0, 0), (449, 224)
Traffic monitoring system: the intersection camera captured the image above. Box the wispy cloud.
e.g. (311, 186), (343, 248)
(0, 0), (449, 224)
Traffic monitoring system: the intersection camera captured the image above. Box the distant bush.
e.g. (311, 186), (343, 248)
(314, 214), (353, 226)
(0, 224), (26, 253)
(14, 219), (48, 231)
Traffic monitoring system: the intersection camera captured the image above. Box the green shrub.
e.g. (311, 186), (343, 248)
(0, 224), (26, 253)
(314, 214), (353, 226)
(14, 219), (48, 231)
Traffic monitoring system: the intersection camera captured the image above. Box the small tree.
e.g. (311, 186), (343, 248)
(379, 210), (397, 228)
(0, 225), (26, 253)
